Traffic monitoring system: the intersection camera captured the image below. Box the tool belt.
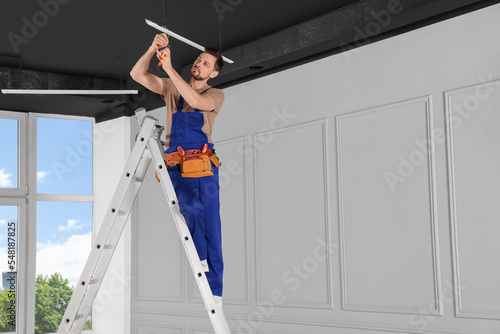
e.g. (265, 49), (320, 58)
(155, 144), (221, 181)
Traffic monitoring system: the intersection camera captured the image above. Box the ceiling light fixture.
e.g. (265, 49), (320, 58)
(145, 19), (234, 64)
(1, 89), (138, 95)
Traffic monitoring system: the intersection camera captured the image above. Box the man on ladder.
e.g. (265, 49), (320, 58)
(130, 33), (226, 306)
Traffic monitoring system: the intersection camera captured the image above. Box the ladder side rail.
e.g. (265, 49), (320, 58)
(141, 111), (231, 333)
(148, 136), (231, 334)
(67, 150), (152, 334)
(58, 117), (157, 334)
(135, 108), (147, 126)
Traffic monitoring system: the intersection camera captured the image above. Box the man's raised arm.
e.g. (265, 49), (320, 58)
(130, 33), (169, 95)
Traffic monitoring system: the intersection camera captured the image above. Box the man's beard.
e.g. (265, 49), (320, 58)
(191, 68), (208, 81)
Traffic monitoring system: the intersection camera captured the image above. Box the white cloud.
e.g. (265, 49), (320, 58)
(58, 219), (85, 232)
(0, 219), (7, 226)
(0, 168), (13, 187)
(36, 232), (92, 287)
(37, 171), (50, 184)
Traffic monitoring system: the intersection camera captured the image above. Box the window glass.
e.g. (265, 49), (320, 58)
(37, 117), (93, 195)
(0, 205), (18, 333)
(0, 119), (18, 189)
(36, 201), (92, 333)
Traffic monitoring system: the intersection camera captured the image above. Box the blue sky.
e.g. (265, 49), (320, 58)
(0, 116), (93, 288)
(0, 118), (18, 188)
(37, 117), (93, 195)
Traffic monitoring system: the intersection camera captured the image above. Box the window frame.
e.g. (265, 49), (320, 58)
(0, 198), (27, 334)
(30, 113), (95, 334)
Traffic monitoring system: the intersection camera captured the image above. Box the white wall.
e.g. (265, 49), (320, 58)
(93, 116), (132, 334)
(123, 4), (500, 334)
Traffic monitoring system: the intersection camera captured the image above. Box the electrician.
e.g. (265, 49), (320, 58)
(130, 32), (225, 306)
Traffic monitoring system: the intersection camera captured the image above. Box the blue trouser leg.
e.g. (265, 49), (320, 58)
(199, 166), (223, 297)
(167, 164), (223, 296)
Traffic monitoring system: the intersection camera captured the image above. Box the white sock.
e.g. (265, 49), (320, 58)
(205, 295), (223, 311)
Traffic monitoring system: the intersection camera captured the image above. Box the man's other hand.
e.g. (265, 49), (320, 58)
(150, 33), (169, 51)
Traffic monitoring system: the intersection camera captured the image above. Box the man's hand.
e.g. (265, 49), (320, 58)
(130, 33), (170, 95)
(157, 47), (173, 72)
(150, 33), (169, 52)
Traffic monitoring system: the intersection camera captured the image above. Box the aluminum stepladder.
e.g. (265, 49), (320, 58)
(57, 108), (231, 334)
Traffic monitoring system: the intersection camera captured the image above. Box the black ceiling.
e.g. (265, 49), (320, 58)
(0, 0), (498, 122)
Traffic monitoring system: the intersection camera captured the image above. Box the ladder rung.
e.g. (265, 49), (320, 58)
(95, 244), (113, 250)
(79, 278), (99, 287)
(110, 208), (127, 216)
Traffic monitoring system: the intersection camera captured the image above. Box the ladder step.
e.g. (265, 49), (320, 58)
(80, 278), (100, 287)
(95, 244), (113, 250)
(89, 278), (100, 285)
(110, 208), (127, 216)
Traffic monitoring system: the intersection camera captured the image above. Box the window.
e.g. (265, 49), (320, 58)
(0, 118), (18, 190)
(0, 111), (94, 334)
(36, 117), (93, 195)
(0, 113), (26, 199)
(0, 111), (26, 334)
(35, 116), (93, 334)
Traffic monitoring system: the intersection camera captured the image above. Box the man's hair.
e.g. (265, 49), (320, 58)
(204, 47), (224, 72)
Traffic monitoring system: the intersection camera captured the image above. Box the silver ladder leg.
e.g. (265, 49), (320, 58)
(58, 109), (231, 334)
(57, 115), (157, 334)
(143, 116), (232, 334)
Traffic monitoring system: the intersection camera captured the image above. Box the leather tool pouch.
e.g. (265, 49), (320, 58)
(181, 152), (213, 178)
(155, 146), (221, 181)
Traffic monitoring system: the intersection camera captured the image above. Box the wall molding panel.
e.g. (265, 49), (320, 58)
(133, 163), (185, 303)
(191, 327), (215, 334)
(336, 96), (442, 315)
(445, 79), (500, 321)
(253, 119), (333, 310)
(134, 322), (184, 334)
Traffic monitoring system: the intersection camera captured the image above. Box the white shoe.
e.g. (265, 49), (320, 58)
(205, 295), (223, 312)
(201, 259), (209, 272)
(214, 295), (223, 308)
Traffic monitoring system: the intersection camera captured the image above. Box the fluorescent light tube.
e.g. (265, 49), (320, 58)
(1, 89), (139, 95)
(145, 19), (234, 64)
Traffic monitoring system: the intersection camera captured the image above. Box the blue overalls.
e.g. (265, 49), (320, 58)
(166, 92), (223, 297)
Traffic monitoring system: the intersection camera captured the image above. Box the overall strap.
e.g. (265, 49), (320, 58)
(176, 95), (185, 112)
(177, 88), (212, 113)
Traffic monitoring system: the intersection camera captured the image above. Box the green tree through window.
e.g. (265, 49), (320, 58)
(0, 273), (91, 333)
(35, 273), (73, 334)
